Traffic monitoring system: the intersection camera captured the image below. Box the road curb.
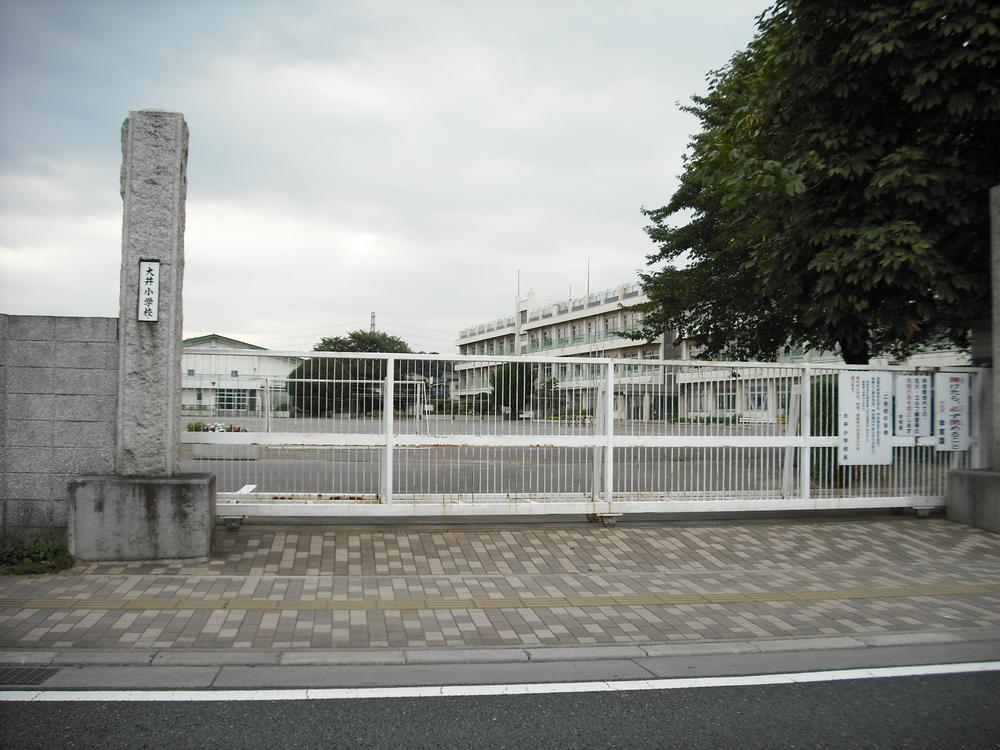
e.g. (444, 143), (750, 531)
(3, 628), (998, 668)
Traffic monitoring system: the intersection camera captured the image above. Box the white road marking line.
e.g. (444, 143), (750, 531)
(2, 661), (998, 702)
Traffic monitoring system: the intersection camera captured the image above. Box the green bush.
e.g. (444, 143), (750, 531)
(429, 399), (463, 416)
(810, 375), (838, 437)
(186, 422), (246, 432)
(674, 416), (739, 425)
(0, 536), (74, 575)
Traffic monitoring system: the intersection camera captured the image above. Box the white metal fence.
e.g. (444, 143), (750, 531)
(179, 349), (989, 517)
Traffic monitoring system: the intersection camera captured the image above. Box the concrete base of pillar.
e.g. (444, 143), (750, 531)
(68, 474), (215, 562)
(946, 469), (1000, 534)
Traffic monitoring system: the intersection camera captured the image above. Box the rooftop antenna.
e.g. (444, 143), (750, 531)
(587, 258), (590, 297)
(517, 269), (521, 299)
(370, 312), (376, 334)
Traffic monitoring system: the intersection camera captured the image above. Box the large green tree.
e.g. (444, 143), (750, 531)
(287, 330), (412, 415)
(314, 331), (412, 354)
(636, 0), (999, 364)
(489, 363), (536, 419)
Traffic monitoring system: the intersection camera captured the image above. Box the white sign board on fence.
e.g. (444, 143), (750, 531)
(894, 374), (932, 437)
(137, 260), (160, 322)
(935, 372), (971, 451)
(839, 372), (893, 465)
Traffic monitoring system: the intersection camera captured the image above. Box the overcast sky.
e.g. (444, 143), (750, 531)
(1, 0), (769, 353)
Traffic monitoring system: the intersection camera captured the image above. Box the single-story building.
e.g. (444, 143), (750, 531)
(182, 334), (301, 417)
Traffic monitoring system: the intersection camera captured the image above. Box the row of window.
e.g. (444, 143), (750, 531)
(459, 312), (646, 357)
(523, 284), (643, 321)
(686, 383), (793, 413)
(456, 357), (665, 390)
(186, 368), (240, 377)
(189, 388), (248, 409)
(459, 338), (517, 357)
(527, 312), (643, 346)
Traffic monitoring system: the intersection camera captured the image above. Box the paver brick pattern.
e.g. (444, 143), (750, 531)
(1, 518), (999, 650)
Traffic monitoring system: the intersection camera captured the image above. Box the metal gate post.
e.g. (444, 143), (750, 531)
(780, 385), (801, 498)
(604, 360), (615, 507)
(264, 378), (271, 434)
(381, 356), (395, 504)
(799, 365), (812, 502)
(591, 383), (602, 503)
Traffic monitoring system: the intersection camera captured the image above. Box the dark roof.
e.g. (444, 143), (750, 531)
(182, 333), (267, 350)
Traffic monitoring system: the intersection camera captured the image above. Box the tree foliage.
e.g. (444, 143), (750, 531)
(315, 331), (412, 354)
(489, 363), (536, 419)
(287, 330), (413, 415)
(636, 0), (999, 363)
(313, 330), (445, 383)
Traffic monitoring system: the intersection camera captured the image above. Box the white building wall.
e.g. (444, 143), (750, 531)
(454, 283), (673, 407)
(461, 289), (976, 421)
(181, 337), (300, 416)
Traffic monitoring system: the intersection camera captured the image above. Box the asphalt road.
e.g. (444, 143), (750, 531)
(4, 672), (998, 749)
(183, 449), (789, 496)
(181, 446), (783, 502)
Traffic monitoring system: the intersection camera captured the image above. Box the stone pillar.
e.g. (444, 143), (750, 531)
(68, 110), (214, 562)
(946, 185), (1000, 534)
(116, 110), (188, 476)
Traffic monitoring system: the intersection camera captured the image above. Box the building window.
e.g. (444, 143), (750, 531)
(216, 389), (248, 411)
(717, 381), (736, 412)
(775, 379), (792, 417)
(230, 370), (239, 378)
(196, 389), (202, 401)
(688, 387), (706, 413)
(745, 383), (768, 411)
(187, 368), (195, 376)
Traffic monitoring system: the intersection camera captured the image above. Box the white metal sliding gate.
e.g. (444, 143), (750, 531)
(179, 349), (989, 518)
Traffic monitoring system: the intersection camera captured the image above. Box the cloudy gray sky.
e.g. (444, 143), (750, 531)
(1, 0), (769, 353)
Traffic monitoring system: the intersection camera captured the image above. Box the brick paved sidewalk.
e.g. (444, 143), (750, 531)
(2, 518), (999, 651)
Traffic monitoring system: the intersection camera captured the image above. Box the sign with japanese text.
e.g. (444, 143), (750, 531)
(893, 374), (932, 437)
(934, 372), (970, 452)
(138, 261), (159, 322)
(838, 372), (893, 465)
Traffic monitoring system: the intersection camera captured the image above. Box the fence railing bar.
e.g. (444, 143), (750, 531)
(604, 363), (615, 505)
(799, 364), (812, 502)
(381, 356), (395, 504)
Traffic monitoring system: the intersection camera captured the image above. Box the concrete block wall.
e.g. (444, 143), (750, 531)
(1, 314), (118, 544)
